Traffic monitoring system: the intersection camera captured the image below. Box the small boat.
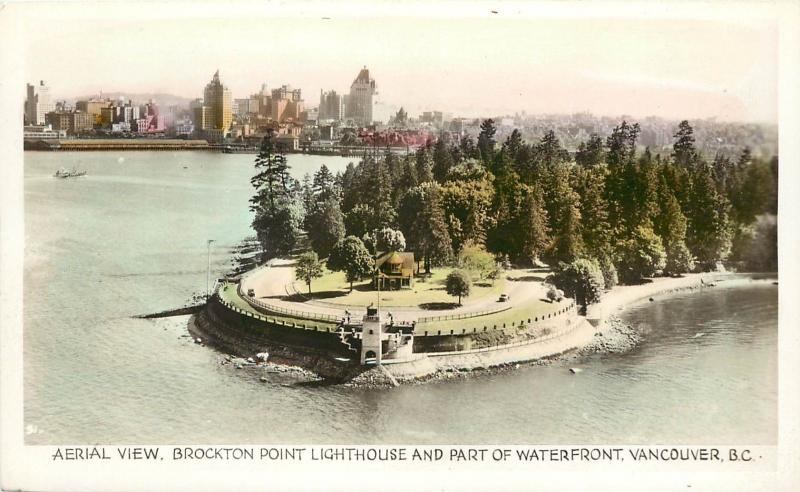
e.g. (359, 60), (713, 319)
(54, 167), (87, 178)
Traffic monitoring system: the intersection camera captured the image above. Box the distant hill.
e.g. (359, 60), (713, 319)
(69, 92), (194, 108)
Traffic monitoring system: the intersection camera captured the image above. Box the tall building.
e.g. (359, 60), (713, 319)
(76, 99), (111, 125)
(319, 90), (345, 122)
(270, 85), (303, 123)
(346, 67), (377, 126)
(25, 81), (55, 125)
(196, 70), (232, 133)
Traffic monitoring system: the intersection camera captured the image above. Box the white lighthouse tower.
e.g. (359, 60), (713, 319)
(360, 306), (383, 365)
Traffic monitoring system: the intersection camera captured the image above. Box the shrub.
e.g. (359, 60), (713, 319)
(548, 258), (605, 306)
(546, 286), (564, 302)
(599, 255), (618, 290)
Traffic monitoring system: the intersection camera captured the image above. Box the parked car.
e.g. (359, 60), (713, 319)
(498, 294), (510, 302)
(247, 288), (255, 297)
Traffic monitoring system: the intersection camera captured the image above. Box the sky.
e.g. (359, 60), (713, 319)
(18, 1), (779, 123)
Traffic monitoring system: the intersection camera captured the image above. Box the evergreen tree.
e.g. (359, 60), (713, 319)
(415, 147), (435, 184)
(398, 183), (452, 273)
(572, 166), (611, 257)
(311, 164), (336, 202)
(477, 119), (497, 165)
(250, 131), (298, 260)
(672, 120), (699, 168)
(306, 196), (345, 258)
(537, 130), (570, 169)
(432, 138), (454, 182)
(685, 162), (732, 269)
(544, 166), (584, 264)
(655, 179), (695, 276)
(575, 134), (605, 167)
(521, 184), (551, 264)
(501, 129), (523, 163)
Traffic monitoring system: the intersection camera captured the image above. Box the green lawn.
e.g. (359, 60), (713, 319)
(415, 298), (570, 335)
(296, 266), (507, 308)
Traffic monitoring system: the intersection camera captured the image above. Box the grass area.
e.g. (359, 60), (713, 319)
(295, 266), (507, 308)
(416, 298), (569, 334)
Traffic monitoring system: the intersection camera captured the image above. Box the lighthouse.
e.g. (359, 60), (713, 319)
(360, 306), (383, 365)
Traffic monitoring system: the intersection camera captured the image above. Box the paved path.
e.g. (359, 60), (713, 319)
(239, 259), (551, 323)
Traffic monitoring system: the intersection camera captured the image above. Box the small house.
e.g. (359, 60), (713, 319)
(373, 251), (416, 290)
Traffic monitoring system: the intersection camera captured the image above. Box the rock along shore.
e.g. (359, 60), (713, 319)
(191, 271), (775, 389)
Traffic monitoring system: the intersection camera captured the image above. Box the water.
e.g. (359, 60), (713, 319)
(24, 151), (777, 445)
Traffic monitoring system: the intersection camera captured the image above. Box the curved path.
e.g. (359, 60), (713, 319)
(240, 259), (551, 324)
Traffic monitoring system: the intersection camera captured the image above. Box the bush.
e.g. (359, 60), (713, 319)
(599, 255), (618, 290)
(546, 286), (564, 302)
(547, 258), (605, 306)
(664, 240), (695, 276)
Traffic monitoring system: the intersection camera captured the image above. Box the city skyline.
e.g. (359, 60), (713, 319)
(18, 3), (777, 124)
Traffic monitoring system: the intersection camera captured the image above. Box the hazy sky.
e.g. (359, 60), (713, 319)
(19, 1), (778, 123)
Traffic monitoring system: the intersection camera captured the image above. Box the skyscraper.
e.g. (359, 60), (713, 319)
(199, 70), (232, 133)
(346, 67), (377, 126)
(319, 90), (345, 122)
(25, 81), (55, 125)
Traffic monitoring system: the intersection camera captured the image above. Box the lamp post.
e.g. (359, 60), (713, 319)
(206, 239), (215, 300)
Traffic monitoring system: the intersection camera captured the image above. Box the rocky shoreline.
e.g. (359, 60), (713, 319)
(186, 273), (775, 389)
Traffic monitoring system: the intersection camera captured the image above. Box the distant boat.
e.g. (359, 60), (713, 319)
(54, 167), (87, 178)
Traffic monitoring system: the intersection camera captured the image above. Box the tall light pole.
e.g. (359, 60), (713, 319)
(206, 239), (215, 300)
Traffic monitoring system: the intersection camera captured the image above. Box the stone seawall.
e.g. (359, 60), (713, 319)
(191, 297), (363, 382)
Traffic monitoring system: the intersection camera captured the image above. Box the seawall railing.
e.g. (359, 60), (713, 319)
(425, 317), (581, 357)
(417, 305), (512, 324)
(215, 283), (337, 333)
(414, 301), (577, 337)
(237, 283), (341, 323)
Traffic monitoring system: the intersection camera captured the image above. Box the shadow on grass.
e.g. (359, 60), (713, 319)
(285, 290), (348, 301)
(418, 302), (461, 311)
(621, 278), (655, 285)
(474, 282), (494, 288)
(509, 275), (547, 282)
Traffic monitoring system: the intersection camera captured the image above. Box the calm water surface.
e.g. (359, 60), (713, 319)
(24, 151), (777, 445)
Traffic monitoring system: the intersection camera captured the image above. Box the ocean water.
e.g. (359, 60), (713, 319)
(23, 151), (777, 445)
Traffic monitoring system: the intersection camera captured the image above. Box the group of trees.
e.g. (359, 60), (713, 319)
(250, 119), (777, 304)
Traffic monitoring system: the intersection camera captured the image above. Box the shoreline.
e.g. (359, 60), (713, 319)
(190, 271), (776, 388)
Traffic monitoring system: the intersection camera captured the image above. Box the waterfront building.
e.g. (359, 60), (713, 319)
(197, 70), (232, 134)
(45, 111), (93, 135)
(173, 118), (195, 137)
(318, 90), (345, 122)
(111, 122), (131, 133)
(25, 81), (55, 125)
(135, 114), (166, 134)
(346, 67), (377, 127)
(274, 134), (300, 151)
(193, 106), (212, 131)
(23, 124), (66, 140)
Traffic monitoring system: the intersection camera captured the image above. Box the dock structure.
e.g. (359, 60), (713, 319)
(27, 139), (211, 151)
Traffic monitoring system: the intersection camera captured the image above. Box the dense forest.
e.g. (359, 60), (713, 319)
(249, 119), (777, 304)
